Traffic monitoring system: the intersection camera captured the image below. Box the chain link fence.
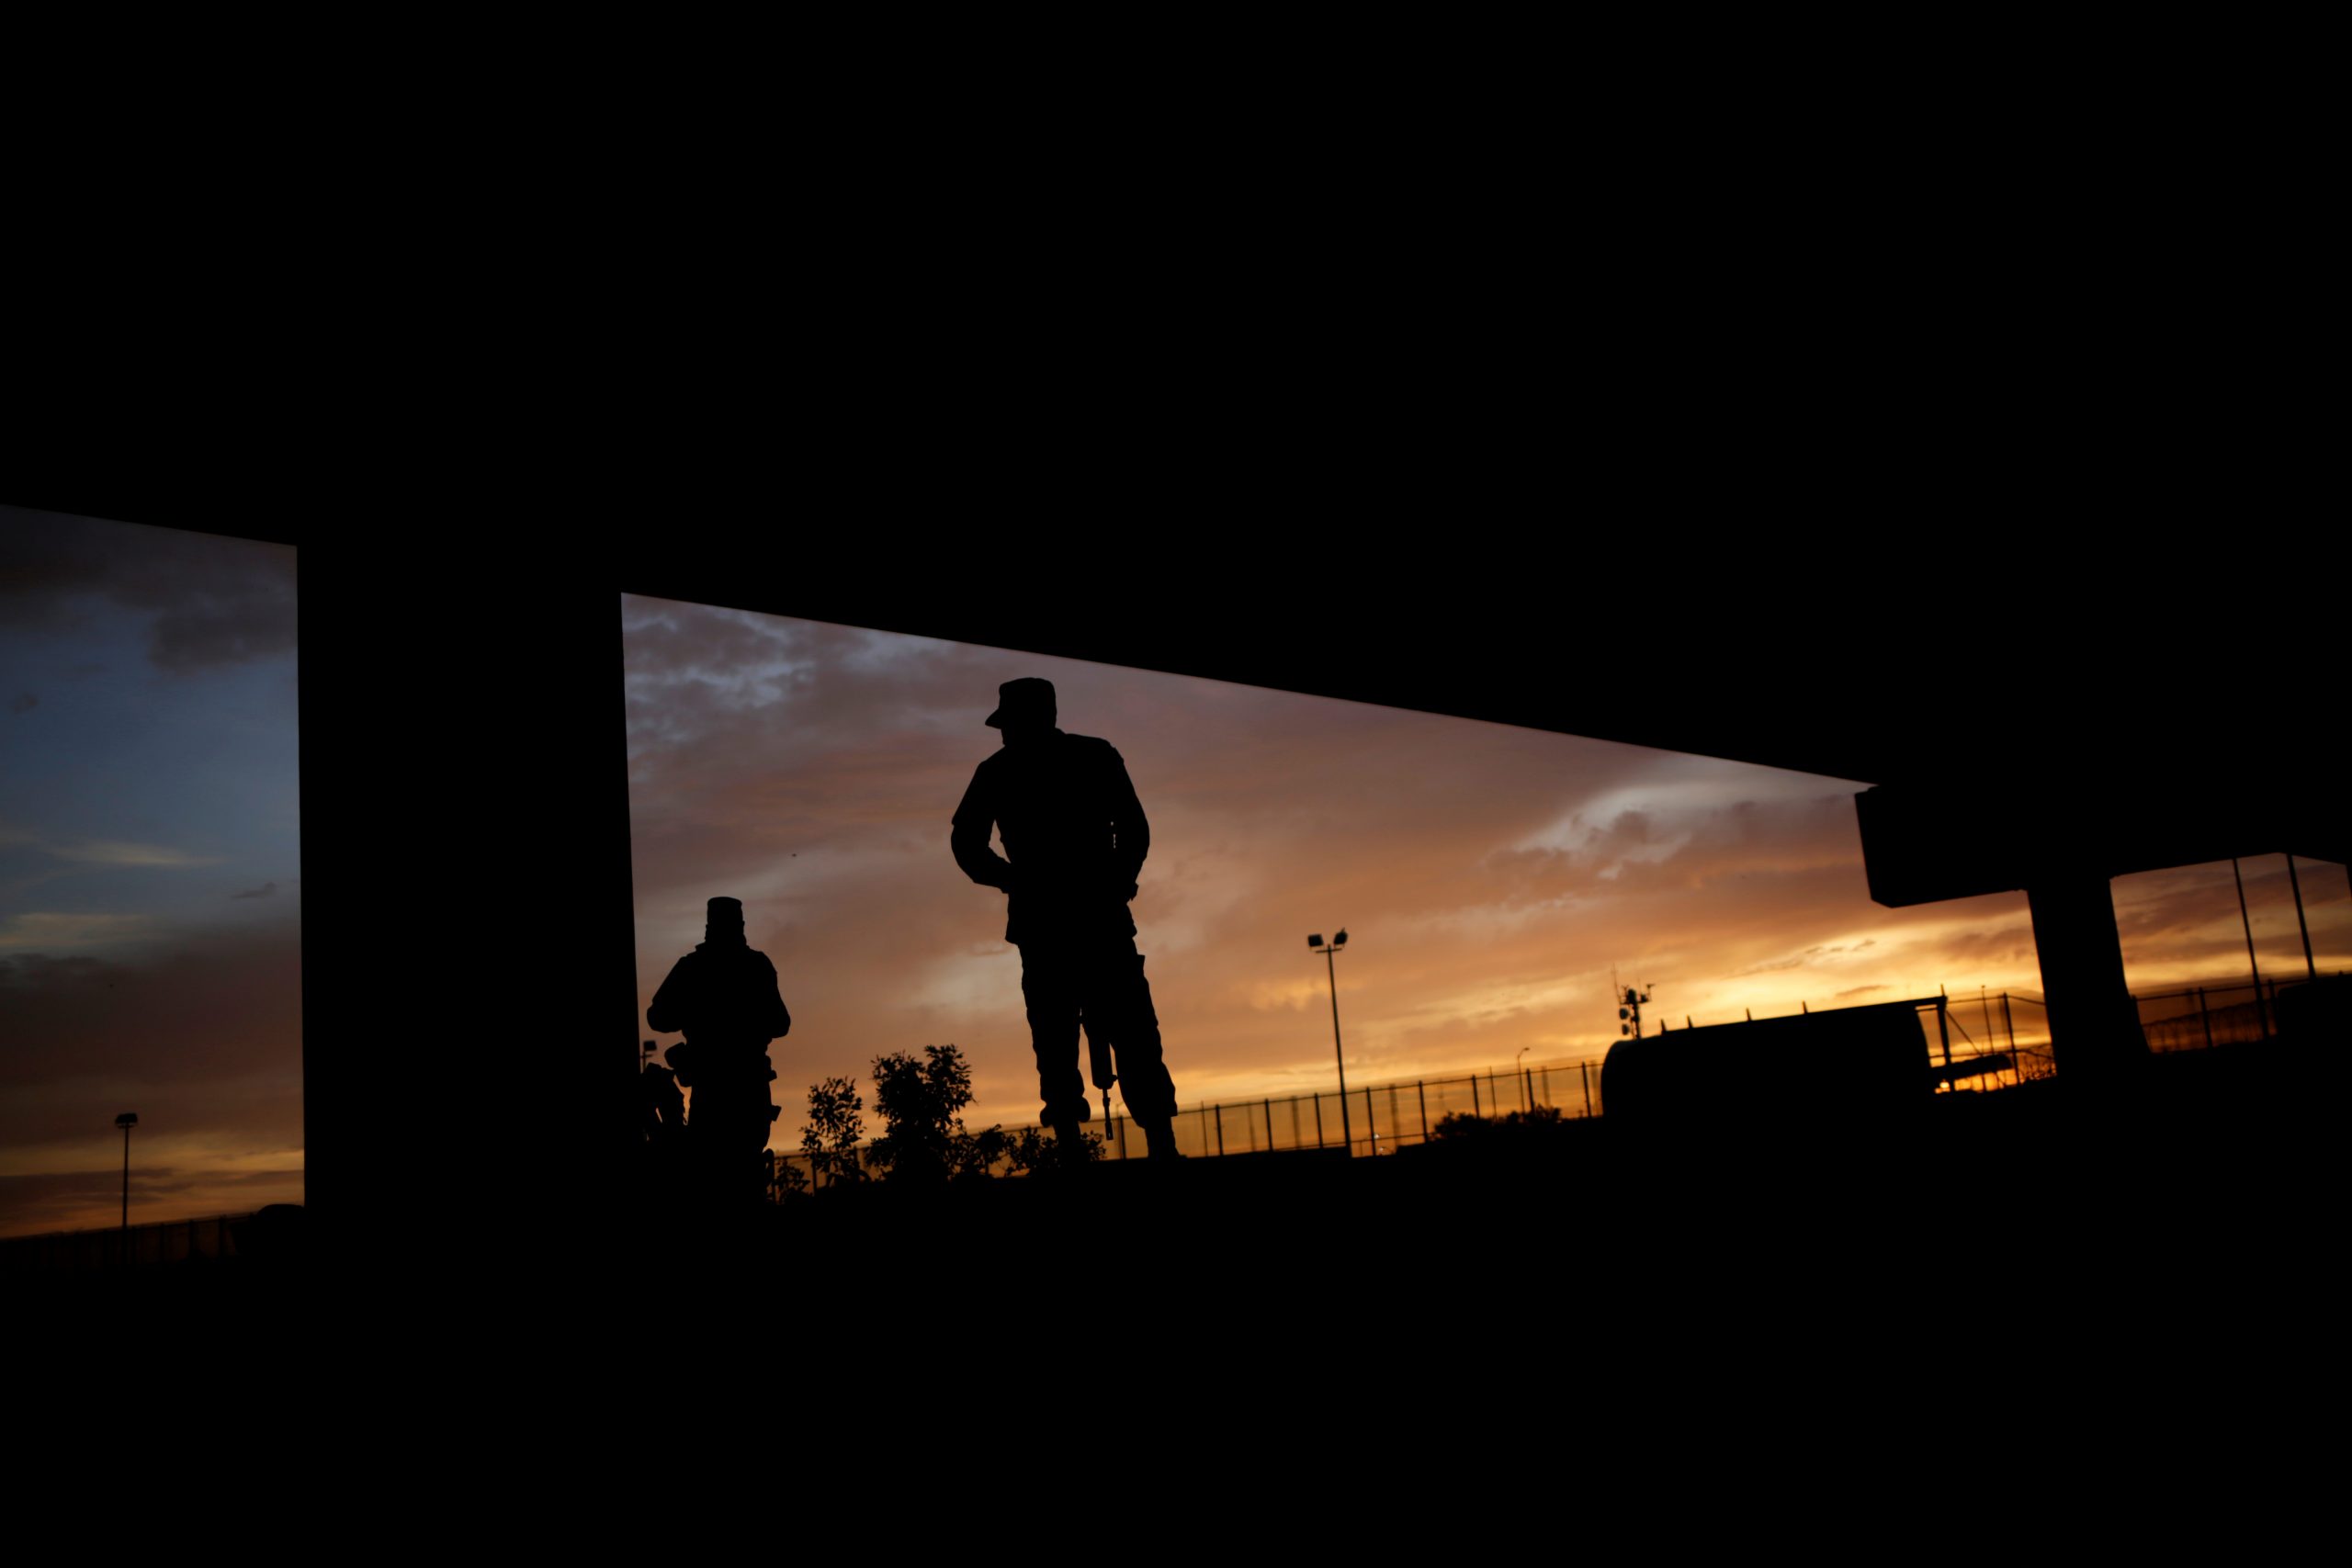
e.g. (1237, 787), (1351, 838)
(0, 1211), (258, 1273)
(762, 969), (2340, 1197)
(772, 1055), (1609, 1191)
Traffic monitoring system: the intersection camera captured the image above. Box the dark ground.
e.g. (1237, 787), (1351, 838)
(17, 1040), (2337, 1523)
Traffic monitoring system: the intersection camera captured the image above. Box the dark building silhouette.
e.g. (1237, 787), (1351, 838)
(1600, 998), (1937, 1129)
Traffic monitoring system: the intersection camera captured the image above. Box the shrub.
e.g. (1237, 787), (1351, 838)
(801, 1075), (868, 1186)
(870, 1044), (984, 1184)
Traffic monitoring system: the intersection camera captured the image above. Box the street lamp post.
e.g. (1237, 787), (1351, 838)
(1309, 931), (1351, 1155)
(115, 1111), (138, 1231)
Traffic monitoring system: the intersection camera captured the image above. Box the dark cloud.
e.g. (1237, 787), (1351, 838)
(1732, 938), (1880, 974)
(231, 880), (277, 899)
(0, 909), (303, 1221)
(0, 507), (296, 672)
(0, 1070), (304, 1159)
(1, 1167), (198, 1208)
(8, 692), (33, 714)
(1924, 918), (2042, 974)
(0, 916), (301, 1095)
(0, 952), (107, 987)
(1, 1169), (151, 1229)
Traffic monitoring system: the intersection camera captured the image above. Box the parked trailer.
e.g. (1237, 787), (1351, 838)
(1600, 998), (1936, 1129)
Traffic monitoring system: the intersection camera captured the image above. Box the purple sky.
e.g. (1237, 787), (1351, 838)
(1, 507), (301, 1237)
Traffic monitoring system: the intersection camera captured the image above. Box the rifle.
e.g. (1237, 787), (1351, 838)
(1085, 1018), (1115, 1151)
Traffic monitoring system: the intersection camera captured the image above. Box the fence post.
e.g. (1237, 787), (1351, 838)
(1471, 1075), (1480, 1117)
(2198, 987), (2212, 1050)
(1313, 1093), (1324, 1148)
(1418, 1080), (1430, 1139)
(1937, 994), (1952, 1092)
(2285, 853), (2319, 981)
(1582, 1061), (1594, 1117)
(1214, 1104), (1225, 1157)
(2234, 857), (2270, 1040)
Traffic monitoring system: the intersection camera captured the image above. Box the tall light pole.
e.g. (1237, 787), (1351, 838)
(115, 1111), (138, 1231)
(1309, 931), (1351, 1155)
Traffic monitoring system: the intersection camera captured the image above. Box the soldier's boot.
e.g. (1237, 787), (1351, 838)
(1047, 1106), (1091, 1168)
(1139, 1116), (1185, 1161)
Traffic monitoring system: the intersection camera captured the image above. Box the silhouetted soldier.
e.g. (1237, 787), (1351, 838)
(647, 897), (790, 1206)
(953, 678), (1182, 1160)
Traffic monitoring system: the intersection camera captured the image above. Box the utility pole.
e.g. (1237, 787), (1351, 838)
(1617, 980), (1652, 1040)
(1310, 931), (1351, 1154)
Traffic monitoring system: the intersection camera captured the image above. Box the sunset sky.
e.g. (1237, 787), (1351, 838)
(622, 595), (2350, 1153)
(1, 507), (301, 1237)
(5, 511), (2345, 1239)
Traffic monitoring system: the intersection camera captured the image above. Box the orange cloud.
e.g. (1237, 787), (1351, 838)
(622, 603), (2352, 1150)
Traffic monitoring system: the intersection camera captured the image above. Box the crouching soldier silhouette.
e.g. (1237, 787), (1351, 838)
(647, 897), (790, 1206)
(953, 678), (1183, 1160)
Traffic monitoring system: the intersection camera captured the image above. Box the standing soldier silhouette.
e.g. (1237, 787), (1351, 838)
(953, 678), (1183, 1160)
(647, 896), (791, 1205)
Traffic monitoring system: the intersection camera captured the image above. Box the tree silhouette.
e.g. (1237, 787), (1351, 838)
(1430, 1103), (1566, 1142)
(801, 1075), (867, 1187)
(869, 1044), (1012, 1184)
(767, 1150), (810, 1204)
(1004, 1124), (1105, 1174)
(953, 1123), (1012, 1181)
